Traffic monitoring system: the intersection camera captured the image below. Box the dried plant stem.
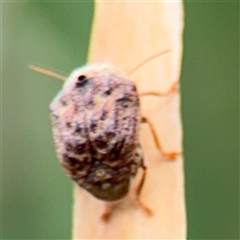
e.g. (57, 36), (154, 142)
(72, 1), (185, 239)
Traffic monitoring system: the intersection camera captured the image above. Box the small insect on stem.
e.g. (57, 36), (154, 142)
(29, 50), (181, 222)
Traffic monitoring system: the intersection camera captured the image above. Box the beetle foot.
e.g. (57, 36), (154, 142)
(162, 151), (182, 161)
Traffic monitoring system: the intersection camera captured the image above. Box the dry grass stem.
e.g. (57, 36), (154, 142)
(73, 1), (185, 239)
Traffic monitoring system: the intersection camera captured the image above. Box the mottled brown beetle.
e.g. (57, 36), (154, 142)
(30, 51), (179, 221)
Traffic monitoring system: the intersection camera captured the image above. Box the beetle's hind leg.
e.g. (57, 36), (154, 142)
(135, 163), (153, 216)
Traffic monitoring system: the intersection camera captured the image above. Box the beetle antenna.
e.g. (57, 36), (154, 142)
(29, 65), (67, 82)
(128, 50), (170, 76)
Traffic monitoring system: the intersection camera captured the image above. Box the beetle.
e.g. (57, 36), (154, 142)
(29, 51), (180, 220)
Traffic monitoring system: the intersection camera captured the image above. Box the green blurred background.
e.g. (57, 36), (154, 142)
(2, 1), (239, 239)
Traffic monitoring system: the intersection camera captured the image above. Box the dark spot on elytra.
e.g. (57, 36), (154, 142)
(66, 122), (72, 128)
(110, 147), (120, 160)
(116, 96), (130, 108)
(95, 135), (108, 149)
(75, 164), (87, 172)
(90, 119), (98, 133)
(74, 142), (87, 154)
(106, 131), (115, 138)
(65, 142), (74, 151)
(100, 109), (108, 120)
(63, 154), (79, 167)
(114, 137), (125, 152)
(102, 89), (112, 97)
(76, 75), (88, 87)
(75, 122), (82, 133)
(82, 156), (90, 162)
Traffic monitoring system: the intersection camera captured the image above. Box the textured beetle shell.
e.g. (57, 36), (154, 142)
(50, 64), (144, 201)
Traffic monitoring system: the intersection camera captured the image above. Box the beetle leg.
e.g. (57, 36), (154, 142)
(141, 116), (181, 160)
(139, 81), (181, 160)
(100, 202), (117, 222)
(135, 164), (153, 216)
(138, 81), (179, 97)
(136, 164), (146, 197)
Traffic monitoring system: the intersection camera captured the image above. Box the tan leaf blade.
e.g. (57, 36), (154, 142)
(73, 1), (185, 239)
